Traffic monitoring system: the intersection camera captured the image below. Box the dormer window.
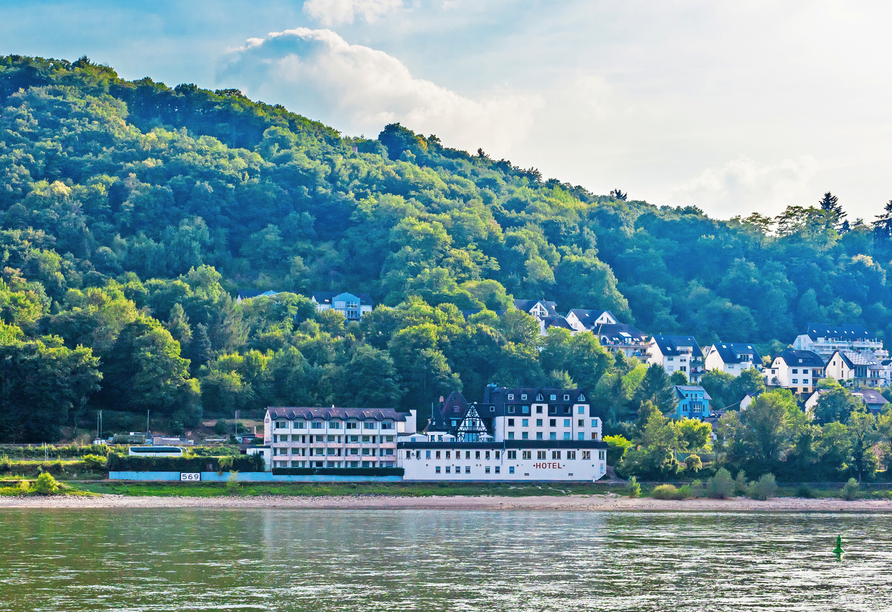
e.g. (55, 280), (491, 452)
(550, 394), (557, 401)
(536, 393), (544, 401)
(563, 394), (570, 401)
(508, 394), (514, 400)
(521, 394), (528, 400)
(578, 394), (586, 401)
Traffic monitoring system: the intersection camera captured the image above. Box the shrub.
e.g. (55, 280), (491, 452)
(841, 478), (859, 501)
(18, 480), (30, 494)
(795, 484), (816, 498)
(652, 484), (679, 500)
(626, 476), (641, 498)
(107, 454), (264, 473)
(226, 471), (240, 494)
(706, 468), (735, 499)
(214, 420), (228, 435)
(734, 470), (748, 496)
(685, 454), (703, 473)
(675, 485), (694, 500)
(82, 454), (107, 470)
(33, 472), (59, 495)
(0, 455), (10, 472)
(748, 473), (778, 501)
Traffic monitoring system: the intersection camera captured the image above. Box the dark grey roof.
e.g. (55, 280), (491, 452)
(852, 389), (889, 405)
(803, 323), (875, 341)
(593, 323), (646, 343)
(568, 309), (616, 328)
(312, 291), (373, 306)
(542, 315), (574, 330)
(267, 407), (405, 421)
(514, 299), (558, 317)
(711, 342), (762, 365)
(651, 334), (703, 358)
(777, 349), (824, 368)
(831, 350), (880, 368)
(674, 385), (712, 401)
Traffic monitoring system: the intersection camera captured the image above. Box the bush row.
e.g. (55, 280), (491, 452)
(271, 467), (405, 476)
(0, 444), (122, 459)
(107, 454), (265, 472)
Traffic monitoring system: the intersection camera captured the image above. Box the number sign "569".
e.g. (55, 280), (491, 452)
(180, 473), (201, 482)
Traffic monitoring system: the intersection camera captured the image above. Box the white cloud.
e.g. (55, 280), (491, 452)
(303, 0), (402, 26)
(219, 28), (541, 155)
(666, 156), (820, 219)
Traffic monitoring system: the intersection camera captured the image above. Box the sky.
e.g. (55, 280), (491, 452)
(2, 0), (891, 221)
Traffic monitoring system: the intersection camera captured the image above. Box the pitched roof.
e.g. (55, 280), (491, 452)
(266, 407), (405, 421)
(674, 385), (712, 401)
(542, 315), (574, 330)
(803, 323), (874, 341)
(238, 289), (281, 300)
(593, 323), (647, 343)
(568, 309), (617, 328)
(777, 349), (824, 368)
(852, 389), (889, 405)
(311, 291), (373, 306)
(651, 334), (703, 358)
(513, 299), (558, 317)
(710, 342), (762, 365)
(832, 350), (880, 368)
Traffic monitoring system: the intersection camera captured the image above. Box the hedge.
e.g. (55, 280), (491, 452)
(107, 454), (265, 472)
(271, 467), (404, 477)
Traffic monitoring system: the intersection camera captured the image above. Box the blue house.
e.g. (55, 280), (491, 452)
(673, 385), (711, 420)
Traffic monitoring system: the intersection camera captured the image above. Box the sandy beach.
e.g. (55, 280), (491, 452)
(2, 494), (892, 511)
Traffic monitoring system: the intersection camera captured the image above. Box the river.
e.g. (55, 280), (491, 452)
(0, 509), (889, 611)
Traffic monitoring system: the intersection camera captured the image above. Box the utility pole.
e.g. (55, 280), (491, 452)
(146, 409), (150, 436)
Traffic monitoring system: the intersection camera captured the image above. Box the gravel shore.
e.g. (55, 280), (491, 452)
(2, 494), (892, 511)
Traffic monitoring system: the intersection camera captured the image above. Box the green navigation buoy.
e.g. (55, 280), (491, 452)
(833, 535), (844, 555)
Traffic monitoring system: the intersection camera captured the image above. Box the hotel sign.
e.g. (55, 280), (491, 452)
(533, 462), (564, 469)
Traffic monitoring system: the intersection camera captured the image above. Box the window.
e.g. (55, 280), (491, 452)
(294, 421), (306, 429)
(329, 421), (341, 429)
(522, 419), (529, 427)
(578, 406), (584, 415)
(508, 432), (515, 440)
(275, 421), (287, 429)
(522, 432), (529, 440)
(508, 406), (515, 414)
(446, 451), (451, 460)
(507, 451), (517, 459)
(546, 433), (554, 440)
(381, 421), (394, 430)
(563, 433), (571, 440)
(552, 451), (561, 459)
(327, 435), (337, 442)
(426, 450), (431, 459)
(522, 406), (530, 414)
(311, 421), (324, 429)
(495, 451), (501, 460)
(578, 394), (585, 401)
(490, 406), (495, 412)
(567, 451), (577, 460)
(536, 406), (543, 414)
(578, 433), (584, 440)
(522, 451), (532, 460)
(465, 466), (471, 474)
(591, 419), (598, 428)
(563, 419), (570, 427)
(564, 394), (571, 401)
(550, 394), (557, 401)
(485, 466), (491, 474)
(436, 451), (441, 459)
(509, 466), (515, 474)
(346, 421), (358, 430)
(549, 419), (556, 427)
(508, 418), (515, 426)
(537, 393), (544, 401)
(521, 394), (528, 400)
(582, 451), (591, 460)
(537, 451), (546, 460)
(485, 451), (490, 460)
(536, 419), (543, 427)
(363, 422), (376, 430)
(578, 419), (584, 427)
(475, 451), (481, 459)
(599, 451), (606, 460)
(508, 394), (515, 400)
(465, 451), (471, 460)
(445, 466), (451, 474)
(792, 368), (799, 374)
(537, 433), (544, 440)
(792, 379), (798, 384)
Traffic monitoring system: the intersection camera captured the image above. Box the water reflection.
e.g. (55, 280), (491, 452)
(0, 510), (889, 611)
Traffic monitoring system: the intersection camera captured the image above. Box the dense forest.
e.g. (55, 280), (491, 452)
(1, 55), (891, 453)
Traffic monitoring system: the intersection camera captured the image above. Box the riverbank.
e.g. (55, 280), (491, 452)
(3, 493), (892, 511)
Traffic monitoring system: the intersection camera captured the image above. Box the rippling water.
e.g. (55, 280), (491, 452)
(0, 509), (890, 611)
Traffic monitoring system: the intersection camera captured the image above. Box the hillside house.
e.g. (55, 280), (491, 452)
(591, 323), (649, 361)
(704, 343), (763, 376)
(647, 335), (705, 383)
(673, 385), (711, 420)
(823, 350), (883, 388)
(312, 291), (373, 320)
(792, 323), (886, 359)
(565, 309), (618, 332)
(763, 349), (824, 395)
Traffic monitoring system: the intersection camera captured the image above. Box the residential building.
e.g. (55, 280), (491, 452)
(763, 349), (824, 395)
(565, 309), (618, 332)
(311, 291), (373, 320)
(513, 299), (559, 320)
(647, 335), (705, 383)
(704, 342), (763, 376)
(792, 323), (887, 359)
(264, 407), (416, 469)
(591, 323), (649, 362)
(823, 350), (883, 388)
(852, 389), (890, 414)
(673, 385), (712, 420)
(236, 289), (280, 303)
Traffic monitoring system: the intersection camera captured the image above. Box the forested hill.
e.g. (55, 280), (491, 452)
(1, 54), (891, 441)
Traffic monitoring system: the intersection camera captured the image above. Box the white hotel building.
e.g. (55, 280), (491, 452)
(263, 386), (608, 481)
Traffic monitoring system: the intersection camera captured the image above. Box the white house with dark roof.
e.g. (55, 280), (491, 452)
(311, 291), (373, 320)
(824, 350), (883, 388)
(591, 323), (649, 361)
(565, 309), (618, 332)
(763, 349), (824, 395)
(264, 406), (415, 469)
(792, 323), (887, 359)
(704, 343), (763, 376)
(647, 334), (705, 382)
